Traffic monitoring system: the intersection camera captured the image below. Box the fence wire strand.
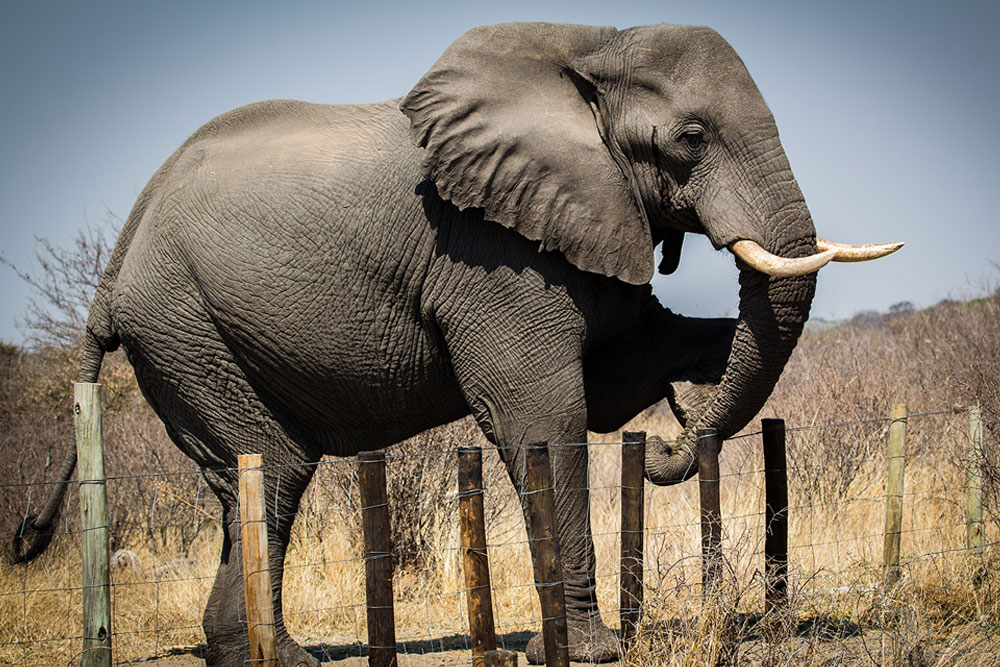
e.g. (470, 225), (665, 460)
(2, 407), (997, 665)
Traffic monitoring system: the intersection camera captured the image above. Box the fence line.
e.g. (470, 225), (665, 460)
(2, 401), (996, 665)
(0, 404), (973, 490)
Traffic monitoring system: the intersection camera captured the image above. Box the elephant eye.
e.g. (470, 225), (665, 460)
(680, 130), (705, 152)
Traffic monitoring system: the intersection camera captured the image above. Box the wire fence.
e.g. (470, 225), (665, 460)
(1, 404), (997, 665)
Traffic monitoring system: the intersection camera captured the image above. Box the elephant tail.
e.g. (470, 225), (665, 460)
(11, 256), (114, 563)
(12, 100), (212, 564)
(11, 295), (110, 564)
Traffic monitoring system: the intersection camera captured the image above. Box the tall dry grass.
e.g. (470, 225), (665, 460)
(1, 291), (998, 664)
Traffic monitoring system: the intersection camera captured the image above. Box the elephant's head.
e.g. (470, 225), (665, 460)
(402, 23), (899, 484)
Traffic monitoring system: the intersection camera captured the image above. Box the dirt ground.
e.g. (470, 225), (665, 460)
(122, 628), (940, 666)
(147, 656), (599, 666)
(143, 647), (601, 666)
(138, 631), (606, 666)
(106, 613), (997, 666)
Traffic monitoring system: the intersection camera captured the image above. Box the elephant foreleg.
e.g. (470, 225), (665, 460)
(460, 365), (619, 664)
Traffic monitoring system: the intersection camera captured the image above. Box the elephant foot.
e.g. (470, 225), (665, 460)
(278, 635), (319, 667)
(203, 633), (317, 667)
(524, 614), (619, 664)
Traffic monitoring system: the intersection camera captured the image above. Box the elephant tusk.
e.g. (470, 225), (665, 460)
(816, 238), (905, 262)
(729, 240), (837, 277)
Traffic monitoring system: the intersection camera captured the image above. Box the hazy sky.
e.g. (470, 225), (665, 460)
(2, 1), (998, 344)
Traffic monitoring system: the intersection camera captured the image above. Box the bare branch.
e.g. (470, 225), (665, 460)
(1, 212), (121, 349)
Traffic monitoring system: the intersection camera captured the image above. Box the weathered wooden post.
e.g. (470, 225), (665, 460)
(967, 405), (985, 586)
(459, 446), (497, 667)
(699, 429), (723, 596)
(762, 418), (788, 619)
(524, 442), (569, 667)
(237, 454), (278, 666)
(883, 404), (907, 586)
(359, 451), (397, 667)
(76, 383), (112, 667)
(485, 648), (519, 666)
(620, 431), (645, 647)
(699, 429), (737, 664)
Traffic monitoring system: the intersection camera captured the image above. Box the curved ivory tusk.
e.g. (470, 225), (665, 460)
(816, 239), (905, 262)
(729, 240), (837, 277)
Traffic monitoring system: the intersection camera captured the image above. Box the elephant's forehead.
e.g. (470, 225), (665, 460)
(622, 24), (746, 75)
(616, 25), (774, 124)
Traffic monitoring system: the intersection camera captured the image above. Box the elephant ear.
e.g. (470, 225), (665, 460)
(401, 23), (654, 285)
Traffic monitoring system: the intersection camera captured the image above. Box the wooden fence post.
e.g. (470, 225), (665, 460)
(485, 648), (519, 666)
(762, 418), (788, 620)
(967, 405), (985, 586)
(524, 442), (569, 667)
(459, 446), (497, 667)
(237, 454), (278, 666)
(358, 451), (397, 667)
(76, 383), (112, 667)
(883, 404), (907, 586)
(699, 429), (723, 596)
(620, 431), (645, 647)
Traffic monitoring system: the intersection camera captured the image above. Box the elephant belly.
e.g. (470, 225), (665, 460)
(115, 235), (469, 456)
(230, 293), (469, 452)
(254, 339), (467, 453)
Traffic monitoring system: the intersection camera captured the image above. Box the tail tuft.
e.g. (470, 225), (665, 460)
(11, 515), (55, 564)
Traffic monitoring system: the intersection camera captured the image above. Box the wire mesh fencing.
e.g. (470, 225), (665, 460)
(1, 403), (997, 665)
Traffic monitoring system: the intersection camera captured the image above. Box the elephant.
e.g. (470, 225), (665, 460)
(13, 22), (900, 665)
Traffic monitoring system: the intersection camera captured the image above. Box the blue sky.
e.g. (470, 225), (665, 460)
(2, 1), (998, 344)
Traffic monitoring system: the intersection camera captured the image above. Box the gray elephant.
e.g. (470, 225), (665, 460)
(14, 22), (899, 665)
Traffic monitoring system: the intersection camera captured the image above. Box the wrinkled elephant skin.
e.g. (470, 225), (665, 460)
(15, 23), (863, 665)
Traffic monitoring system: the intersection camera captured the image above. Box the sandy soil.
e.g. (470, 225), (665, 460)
(126, 631), (896, 666)
(137, 631), (607, 666)
(137, 619), (982, 666)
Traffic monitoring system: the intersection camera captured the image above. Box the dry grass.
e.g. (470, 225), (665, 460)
(1, 291), (998, 664)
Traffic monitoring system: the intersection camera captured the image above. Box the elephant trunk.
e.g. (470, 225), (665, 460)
(645, 194), (818, 485)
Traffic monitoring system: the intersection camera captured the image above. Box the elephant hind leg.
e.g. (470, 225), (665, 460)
(116, 259), (320, 665)
(165, 424), (320, 667)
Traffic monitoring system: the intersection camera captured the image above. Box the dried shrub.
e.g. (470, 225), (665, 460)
(765, 288), (999, 511)
(0, 347), (207, 560)
(1, 216), (119, 349)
